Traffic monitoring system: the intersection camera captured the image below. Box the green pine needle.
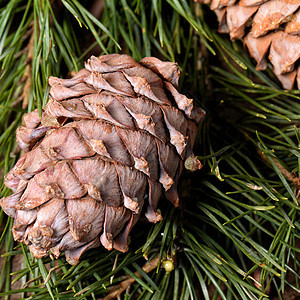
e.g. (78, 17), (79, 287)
(0, 0), (299, 299)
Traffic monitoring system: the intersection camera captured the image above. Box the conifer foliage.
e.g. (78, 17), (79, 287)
(0, 1), (299, 299)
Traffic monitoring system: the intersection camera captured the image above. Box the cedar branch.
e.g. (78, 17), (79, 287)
(103, 254), (160, 300)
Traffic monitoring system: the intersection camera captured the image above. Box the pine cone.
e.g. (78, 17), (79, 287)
(1, 54), (205, 264)
(197, 0), (300, 89)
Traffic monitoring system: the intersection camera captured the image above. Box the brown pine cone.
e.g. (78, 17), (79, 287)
(197, 0), (300, 89)
(1, 54), (205, 265)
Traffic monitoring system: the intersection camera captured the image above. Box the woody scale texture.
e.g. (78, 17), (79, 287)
(0, 54), (204, 265)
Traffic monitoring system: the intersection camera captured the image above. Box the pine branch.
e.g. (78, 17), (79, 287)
(0, 1), (299, 300)
(104, 254), (160, 300)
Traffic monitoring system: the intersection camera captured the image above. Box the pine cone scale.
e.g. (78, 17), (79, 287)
(40, 127), (95, 159)
(226, 4), (258, 39)
(16, 178), (51, 210)
(70, 120), (133, 166)
(116, 128), (159, 180)
(67, 197), (105, 243)
(24, 198), (68, 253)
(285, 10), (300, 34)
(139, 57), (180, 87)
(50, 82), (95, 101)
(268, 32), (300, 75)
(84, 54), (139, 73)
(145, 179), (163, 222)
(71, 158), (123, 206)
(115, 164), (147, 213)
(119, 95), (168, 142)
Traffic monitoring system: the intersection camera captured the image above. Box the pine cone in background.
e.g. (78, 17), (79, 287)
(0, 54), (205, 265)
(197, 0), (300, 90)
